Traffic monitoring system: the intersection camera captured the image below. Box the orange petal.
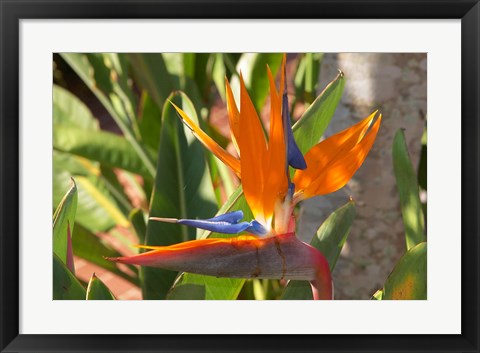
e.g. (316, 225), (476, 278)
(262, 66), (288, 224)
(238, 74), (268, 224)
(225, 78), (240, 154)
(293, 111), (377, 192)
(298, 115), (382, 198)
(171, 102), (241, 176)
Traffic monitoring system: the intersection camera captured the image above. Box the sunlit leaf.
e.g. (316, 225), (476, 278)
(383, 242), (427, 300)
(293, 71), (345, 155)
(53, 178), (77, 271)
(53, 153), (128, 232)
(393, 129), (426, 250)
(53, 85), (98, 131)
(54, 124), (153, 179)
(372, 289), (384, 300)
(61, 53), (156, 177)
(86, 273), (116, 300)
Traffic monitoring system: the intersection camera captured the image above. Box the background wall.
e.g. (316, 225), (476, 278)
(297, 53), (427, 299)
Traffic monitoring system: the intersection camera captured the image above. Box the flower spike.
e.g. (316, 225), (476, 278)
(107, 233), (332, 299)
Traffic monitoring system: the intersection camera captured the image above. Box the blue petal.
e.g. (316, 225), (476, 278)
(282, 91), (307, 170)
(245, 220), (268, 236)
(177, 217), (251, 234)
(208, 210), (244, 224)
(165, 211), (267, 236)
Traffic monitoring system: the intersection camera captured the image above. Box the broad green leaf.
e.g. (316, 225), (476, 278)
(310, 200), (356, 270)
(281, 200), (356, 299)
(292, 71), (345, 155)
(372, 289), (384, 300)
(53, 154), (128, 232)
(294, 53), (324, 104)
(54, 124), (153, 179)
(129, 208), (147, 245)
(138, 92), (163, 151)
(72, 224), (138, 285)
(53, 254), (85, 300)
(230, 53), (283, 112)
(166, 284), (206, 300)
(383, 242), (427, 300)
(162, 53), (184, 77)
(418, 124), (427, 191)
(128, 53), (174, 109)
(142, 92), (218, 299)
(86, 273), (116, 300)
(76, 175), (130, 228)
(53, 178), (77, 270)
(99, 166), (132, 216)
(212, 53), (227, 100)
(87, 53), (137, 128)
(61, 53), (155, 177)
(280, 281), (313, 300)
(393, 129), (426, 250)
(53, 85), (99, 130)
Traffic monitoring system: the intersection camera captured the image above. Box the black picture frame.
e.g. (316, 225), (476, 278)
(1, 1), (479, 352)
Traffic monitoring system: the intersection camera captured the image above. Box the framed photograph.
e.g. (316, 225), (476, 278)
(1, 0), (479, 352)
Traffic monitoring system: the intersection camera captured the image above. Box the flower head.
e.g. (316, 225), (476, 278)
(108, 54), (381, 299)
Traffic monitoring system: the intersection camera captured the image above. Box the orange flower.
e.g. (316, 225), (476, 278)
(108, 54), (381, 300)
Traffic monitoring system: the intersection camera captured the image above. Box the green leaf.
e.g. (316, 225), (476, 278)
(129, 208), (147, 245)
(383, 242), (427, 300)
(280, 281), (313, 300)
(53, 178), (78, 270)
(53, 85), (99, 131)
(292, 71), (345, 155)
(138, 92), (163, 151)
(86, 273), (116, 300)
(372, 289), (384, 300)
(310, 200), (356, 270)
(72, 224), (138, 285)
(53, 153), (129, 232)
(230, 53), (283, 112)
(53, 254), (86, 300)
(141, 92), (218, 299)
(418, 124), (427, 191)
(294, 53), (324, 104)
(393, 129), (426, 250)
(128, 53), (174, 109)
(166, 284), (206, 300)
(212, 53), (227, 100)
(53, 124), (153, 179)
(281, 201), (356, 299)
(61, 53), (156, 178)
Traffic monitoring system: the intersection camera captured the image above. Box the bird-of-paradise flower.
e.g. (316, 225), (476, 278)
(108, 54), (381, 300)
